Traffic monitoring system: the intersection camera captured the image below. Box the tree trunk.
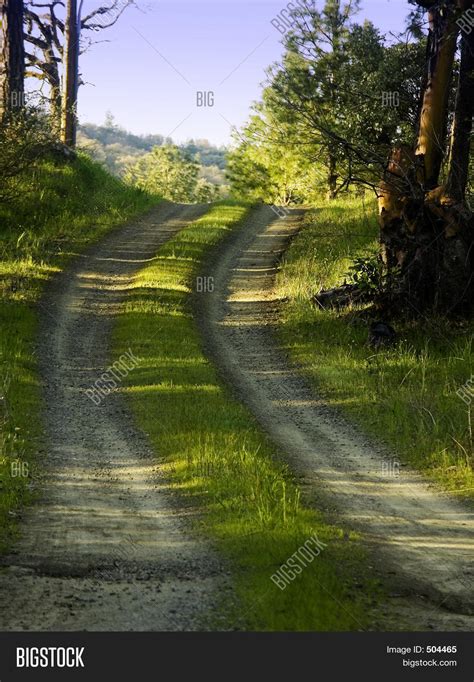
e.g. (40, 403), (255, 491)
(45, 29), (62, 135)
(436, 24), (474, 312)
(326, 151), (338, 200)
(378, 1), (474, 316)
(415, 5), (459, 189)
(0, 0), (25, 121)
(50, 77), (62, 134)
(60, 0), (80, 147)
(445, 27), (474, 202)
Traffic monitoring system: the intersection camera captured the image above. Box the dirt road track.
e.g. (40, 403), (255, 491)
(0, 202), (226, 631)
(197, 205), (474, 631)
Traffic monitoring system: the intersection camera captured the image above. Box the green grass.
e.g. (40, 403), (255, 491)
(0, 152), (159, 551)
(276, 196), (474, 497)
(114, 201), (378, 631)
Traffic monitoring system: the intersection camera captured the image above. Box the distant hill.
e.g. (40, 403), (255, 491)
(78, 116), (228, 186)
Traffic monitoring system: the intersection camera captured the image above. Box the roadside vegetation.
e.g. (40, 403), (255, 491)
(125, 143), (221, 202)
(276, 197), (474, 497)
(0, 152), (158, 551)
(113, 201), (377, 631)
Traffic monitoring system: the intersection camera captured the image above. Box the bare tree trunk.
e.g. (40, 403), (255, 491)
(44, 35), (62, 134)
(60, 0), (80, 147)
(435, 25), (474, 311)
(445, 27), (474, 202)
(415, 4), (458, 189)
(0, 0), (25, 121)
(378, 1), (474, 315)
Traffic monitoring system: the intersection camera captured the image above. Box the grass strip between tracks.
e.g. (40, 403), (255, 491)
(114, 200), (377, 631)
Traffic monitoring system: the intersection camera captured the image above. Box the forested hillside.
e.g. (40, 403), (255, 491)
(79, 115), (227, 188)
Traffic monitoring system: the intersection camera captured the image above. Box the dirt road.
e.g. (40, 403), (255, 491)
(2, 201), (473, 632)
(0, 202), (226, 631)
(197, 205), (474, 631)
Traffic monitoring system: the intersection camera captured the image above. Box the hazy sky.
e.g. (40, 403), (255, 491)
(78, 0), (413, 145)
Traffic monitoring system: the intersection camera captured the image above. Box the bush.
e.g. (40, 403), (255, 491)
(0, 109), (55, 203)
(125, 144), (220, 203)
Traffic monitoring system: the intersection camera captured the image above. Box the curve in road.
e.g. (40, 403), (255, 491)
(197, 205), (474, 631)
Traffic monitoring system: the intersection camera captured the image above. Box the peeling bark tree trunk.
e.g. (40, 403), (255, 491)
(415, 6), (459, 189)
(60, 0), (80, 147)
(378, 0), (474, 316)
(0, 0), (25, 121)
(43, 34), (62, 134)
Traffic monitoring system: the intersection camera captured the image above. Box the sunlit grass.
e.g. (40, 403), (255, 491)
(276, 196), (474, 497)
(0, 153), (159, 551)
(114, 201), (377, 631)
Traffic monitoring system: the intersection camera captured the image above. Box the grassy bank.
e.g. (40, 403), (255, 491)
(114, 201), (376, 631)
(0, 153), (159, 551)
(276, 196), (474, 497)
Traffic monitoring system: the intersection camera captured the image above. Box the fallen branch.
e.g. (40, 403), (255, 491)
(313, 283), (373, 310)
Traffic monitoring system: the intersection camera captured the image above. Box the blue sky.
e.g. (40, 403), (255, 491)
(78, 0), (413, 145)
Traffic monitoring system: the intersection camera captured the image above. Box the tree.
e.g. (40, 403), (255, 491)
(125, 144), (219, 203)
(445, 17), (474, 202)
(61, 0), (80, 146)
(227, 109), (326, 204)
(24, 1), (136, 141)
(253, 0), (472, 314)
(230, 1), (425, 204)
(194, 177), (221, 203)
(0, 0), (25, 121)
(265, 1), (425, 200)
(379, 0), (474, 314)
(24, 1), (63, 131)
(268, 0), (363, 199)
